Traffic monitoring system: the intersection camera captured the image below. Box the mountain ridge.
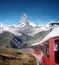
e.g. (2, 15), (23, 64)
(0, 13), (50, 36)
(0, 13), (59, 49)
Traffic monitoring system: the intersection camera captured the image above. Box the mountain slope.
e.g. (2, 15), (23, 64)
(0, 46), (37, 65)
(0, 31), (14, 47)
(31, 30), (50, 43)
(0, 31), (31, 49)
(11, 32), (31, 49)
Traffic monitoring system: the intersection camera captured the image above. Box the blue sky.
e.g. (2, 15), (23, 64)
(0, 0), (59, 25)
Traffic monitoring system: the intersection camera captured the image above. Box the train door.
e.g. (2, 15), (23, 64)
(54, 38), (59, 65)
(42, 41), (50, 65)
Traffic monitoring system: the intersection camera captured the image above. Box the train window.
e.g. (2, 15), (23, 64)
(39, 44), (44, 52)
(31, 46), (34, 48)
(34, 46), (38, 51)
(39, 41), (49, 58)
(43, 41), (49, 58)
(54, 40), (59, 64)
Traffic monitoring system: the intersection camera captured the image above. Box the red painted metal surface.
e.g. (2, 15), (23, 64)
(31, 48), (41, 55)
(31, 37), (59, 65)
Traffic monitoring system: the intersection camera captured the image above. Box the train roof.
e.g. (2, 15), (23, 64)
(32, 26), (59, 46)
(31, 43), (39, 46)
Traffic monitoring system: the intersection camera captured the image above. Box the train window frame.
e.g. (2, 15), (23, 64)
(39, 44), (44, 52)
(39, 41), (49, 58)
(43, 41), (49, 58)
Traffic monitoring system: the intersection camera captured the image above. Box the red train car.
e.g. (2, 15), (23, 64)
(31, 27), (59, 65)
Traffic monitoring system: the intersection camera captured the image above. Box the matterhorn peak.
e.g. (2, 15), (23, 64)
(19, 13), (29, 24)
(21, 13), (27, 19)
(18, 13), (36, 27)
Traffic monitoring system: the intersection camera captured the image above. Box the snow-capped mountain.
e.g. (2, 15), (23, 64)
(0, 13), (50, 36)
(0, 13), (59, 49)
(18, 13), (36, 27)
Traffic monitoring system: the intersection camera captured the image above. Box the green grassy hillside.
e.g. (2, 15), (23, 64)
(0, 47), (37, 65)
